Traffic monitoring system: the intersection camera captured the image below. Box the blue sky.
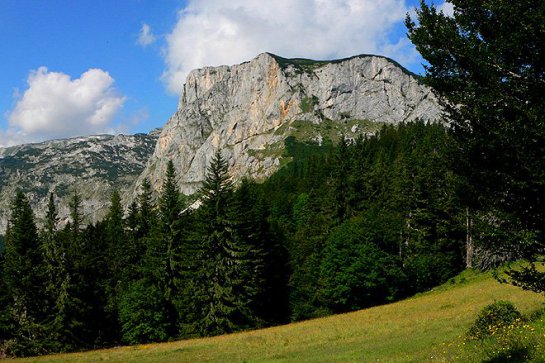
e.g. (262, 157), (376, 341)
(0, 0), (451, 146)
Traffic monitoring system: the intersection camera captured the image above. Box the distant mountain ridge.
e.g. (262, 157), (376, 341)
(0, 132), (158, 232)
(136, 52), (442, 196)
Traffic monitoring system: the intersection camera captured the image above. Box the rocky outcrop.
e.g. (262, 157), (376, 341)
(137, 53), (442, 196)
(0, 133), (158, 232)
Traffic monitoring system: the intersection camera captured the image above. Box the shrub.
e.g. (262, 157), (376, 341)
(468, 301), (522, 340)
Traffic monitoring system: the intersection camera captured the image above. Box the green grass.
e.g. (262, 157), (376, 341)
(11, 269), (544, 363)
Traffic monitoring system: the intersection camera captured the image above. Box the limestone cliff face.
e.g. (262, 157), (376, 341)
(138, 53), (442, 195)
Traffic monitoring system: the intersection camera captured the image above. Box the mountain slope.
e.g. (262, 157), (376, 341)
(12, 270), (544, 362)
(137, 53), (442, 195)
(0, 132), (158, 232)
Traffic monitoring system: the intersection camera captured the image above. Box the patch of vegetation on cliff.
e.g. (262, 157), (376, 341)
(283, 118), (383, 145)
(300, 96), (319, 113)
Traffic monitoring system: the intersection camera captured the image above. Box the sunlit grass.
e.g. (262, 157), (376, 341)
(11, 269), (544, 363)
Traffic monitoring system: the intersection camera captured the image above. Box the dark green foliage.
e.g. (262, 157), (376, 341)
(505, 263), (545, 295)
(40, 193), (73, 352)
(407, 1), (545, 290)
(260, 122), (465, 319)
(0, 121), (469, 356)
(2, 192), (50, 356)
(189, 151), (258, 336)
(319, 218), (406, 313)
(118, 279), (169, 344)
(468, 301), (522, 340)
(231, 179), (289, 325)
(152, 160), (184, 336)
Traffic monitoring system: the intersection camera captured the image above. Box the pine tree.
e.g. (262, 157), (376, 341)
(156, 160), (183, 336)
(332, 137), (352, 223)
(68, 191), (83, 257)
(407, 0), (545, 247)
(191, 151), (255, 336)
(42, 193), (63, 289)
(103, 190), (128, 341)
(3, 191), (49, 356)
(105, 190), (128, 284)
(40, 193), (72, 352)
(230, 180), (267, 326)
(137, 179), (155, 240)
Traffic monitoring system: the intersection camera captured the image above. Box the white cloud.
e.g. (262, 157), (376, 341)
(438, 1), (454, 17)
(1, 67), (125, 147)
(138, 23), (156, 47)
(162, 0), (415, 94)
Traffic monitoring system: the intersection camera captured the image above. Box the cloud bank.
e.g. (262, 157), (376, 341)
(162, 0), (418, 94)
(2, 67), (125, 147)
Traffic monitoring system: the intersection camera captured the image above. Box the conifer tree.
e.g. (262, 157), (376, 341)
(40, 193), (72, 351)
(106, 190), (128, 286)
(156, 160), (183, 335)
(42, 193), (63, 289)
(192, 151), (255, 335)
(3, 191), (49, 356)
(407, 1), (545, 277)
(137, 179), (155, 239)
(333, 137), (352, 223)
(68, 191), (83, 257)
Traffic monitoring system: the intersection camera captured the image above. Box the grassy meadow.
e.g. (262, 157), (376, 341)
(9, 269), (545, 363)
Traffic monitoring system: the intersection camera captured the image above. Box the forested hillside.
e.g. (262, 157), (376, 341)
(0, 121), (475, 356)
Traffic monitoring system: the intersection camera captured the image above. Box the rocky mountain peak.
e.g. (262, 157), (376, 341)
(137, 53), (442, 196)
(0, 132), (158, 233)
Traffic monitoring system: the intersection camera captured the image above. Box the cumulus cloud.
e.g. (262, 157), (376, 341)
(137, 23), (156, 47)
(1, 67), (125, 146)
(162, 0), (415, 94)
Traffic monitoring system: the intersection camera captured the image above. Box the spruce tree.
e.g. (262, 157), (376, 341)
(137, 179), (155, 239)
(156, 160), (183, 336)
(192, 151), (254, 335)
(407, 2), (545, 236)
(40, 193), (72, 352)
(103, 189), (128, 341)
(3, 191), (49, 356)
(42, 193), (63, 289)
(407, 1), (545, 288)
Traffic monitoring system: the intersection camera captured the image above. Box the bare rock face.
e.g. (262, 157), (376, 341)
(138, 53), (441, 196)
(0, 133), (158, 233)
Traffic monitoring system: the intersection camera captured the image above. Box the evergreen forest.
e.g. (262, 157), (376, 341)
(0, 121), (529, 356)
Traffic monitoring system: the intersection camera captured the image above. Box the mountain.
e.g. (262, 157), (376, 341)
(0, 52), (442, 232)
(0, 132), (159, 233)
(136, 52), (442, 196)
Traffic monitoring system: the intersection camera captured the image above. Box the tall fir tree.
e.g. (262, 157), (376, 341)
(156, 160), (183, 336)
(3, 191), (49, 356)
(40, 193), (72, 352)
(191, 151), (255, 336)
(407, 0), (545, 289)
